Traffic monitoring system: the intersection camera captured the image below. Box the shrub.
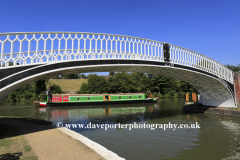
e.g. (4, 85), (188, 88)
(153, 92), (158, 97)
(25, 92), (36, 100)
(173, 93), (179, 98)
(49, 84), (62, 94)
(157, 93), (164, 98)
(178, 92), (186, 98)
(77, 82), (88, 94)
(21, 98), (27, 102)
(64, 73), (79, 79)
(38, 92), (47, 101)
(144, 93), (149, 99)
(164, 93), (171, 98)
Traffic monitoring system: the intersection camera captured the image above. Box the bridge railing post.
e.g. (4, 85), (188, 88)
(163, 43), (170, 62)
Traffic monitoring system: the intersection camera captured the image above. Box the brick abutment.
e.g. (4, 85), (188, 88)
(234, 72), (240, 107)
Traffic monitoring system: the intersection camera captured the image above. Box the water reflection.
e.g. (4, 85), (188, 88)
(1, 99), (240, 160)
(36, 100), (203, 159)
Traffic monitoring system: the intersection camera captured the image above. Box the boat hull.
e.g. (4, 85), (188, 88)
(39, 93), (157, 107)
(41, 99), (156, 107)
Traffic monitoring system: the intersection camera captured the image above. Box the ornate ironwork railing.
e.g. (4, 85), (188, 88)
(169, 44), (233, 83)
(0, 32), (233, 83)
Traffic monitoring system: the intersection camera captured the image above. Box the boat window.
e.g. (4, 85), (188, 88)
(139, 96), (141, 98)
(119, 96), (121, 99)
(105, 96), (109, 100)
(87, 97), (90, 100)
(77, 97), (80, 100)
(129, 96), (131, 99)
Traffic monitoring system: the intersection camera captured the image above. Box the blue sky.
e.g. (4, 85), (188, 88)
(0, 0), (239, 75)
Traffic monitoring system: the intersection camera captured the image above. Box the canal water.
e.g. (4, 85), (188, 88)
(1, 99), (240, 160)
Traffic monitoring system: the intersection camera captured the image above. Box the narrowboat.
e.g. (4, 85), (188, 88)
(39, 93), (157, 107)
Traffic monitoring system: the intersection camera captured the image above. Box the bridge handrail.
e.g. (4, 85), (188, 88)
(0, 32), (162, 43)
(0, 32), (233, 83)
(169, 44), (233, 83)
(2, 49), (136, 56)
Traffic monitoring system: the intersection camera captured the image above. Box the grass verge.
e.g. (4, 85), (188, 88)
(47, 79), (88, 92)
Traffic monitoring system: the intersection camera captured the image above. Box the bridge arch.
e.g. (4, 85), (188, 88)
(0, 32), (236, 107)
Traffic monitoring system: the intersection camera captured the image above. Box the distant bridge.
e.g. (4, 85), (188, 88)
(0, 32), (237, 107)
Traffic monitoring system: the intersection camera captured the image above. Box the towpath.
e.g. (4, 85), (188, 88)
(0, 118), (105, 160)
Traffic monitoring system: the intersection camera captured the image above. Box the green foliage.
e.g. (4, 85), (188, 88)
(112, 72), (140, 93)
(2, 62), (14, 67)
(49, 84), (62, 94)
(78, 72), (141, 94)
(88, 74), (108, 93)
(35, 79), (48, 95)
(76, 72), (197, 98)
(77, 82), (88, 94)
(153, 92), (158, 97)
(226, 64), (240, 72)
(2, 83), (37, 102)
(78, 74), (108, 94)
(2, 78), (59, 102)
(173, 93), (179, 98)
(157, 93), (164, 98)
(38, 92), (47, 101)
(164, 93), (172, 98)
(145, 93), (149, 98)
(51, 75), (61, 79)
(24, 145), (32, 152)
(140, 74), (151, 92)
(2, 70), (199, 102)
(178, 81), (198, 93)
(79, 73), (87, 79)
(64, 73), (79, 79)
(109, 72), (115, 76)
(178, 92), (186, 98)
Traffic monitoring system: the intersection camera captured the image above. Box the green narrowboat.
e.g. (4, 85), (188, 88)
(39, 93), (157, 107)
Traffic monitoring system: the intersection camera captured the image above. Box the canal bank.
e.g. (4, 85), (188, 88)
(183, 104), (240, 116)
(0, 117), (124, 160)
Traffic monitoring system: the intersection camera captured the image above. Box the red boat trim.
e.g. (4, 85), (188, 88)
(39, 103), (47, 107)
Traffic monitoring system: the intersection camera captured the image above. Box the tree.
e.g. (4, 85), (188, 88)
(49, 84), (62, 94)
(147, 74), (157, 92)
(79, 73), (87, 79)
(154, 75), (169, 94)
(179, 81), (197, 93)
(106, 76), (115, 93)
(3, 83), (36, 102)
(85, 74), (108, 93)
(139, 74), (151, 92)
(77, 72), (141, 94)
(52, 75), (61, 79)
(144, 73), (198, 97)
(226, 64), (240, 72)
(64, 73), (79, 79)
(112, 72), (139, 93)
(2, 62), (13, 67)
(138, 73), (144, 78)
(35, 79), (48, 95)
(109, 72), (115, 76)
(77, 82), (88, 94)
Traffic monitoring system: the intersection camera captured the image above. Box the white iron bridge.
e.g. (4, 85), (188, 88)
(0, 32), (236, 107)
